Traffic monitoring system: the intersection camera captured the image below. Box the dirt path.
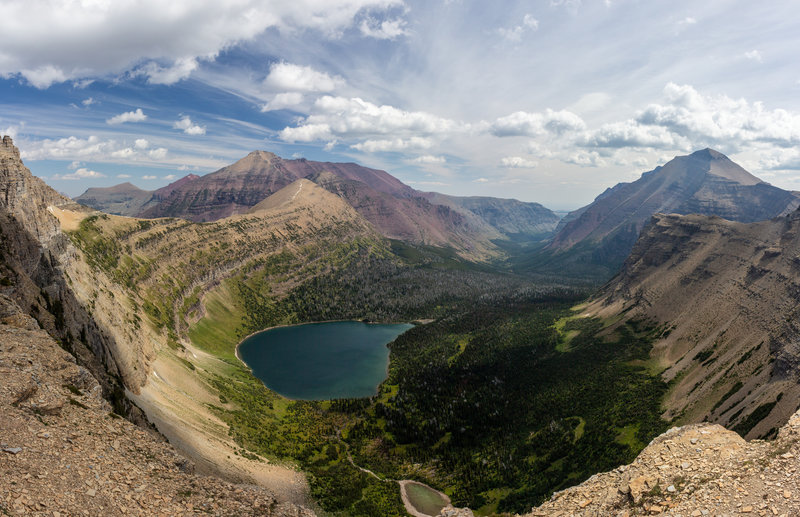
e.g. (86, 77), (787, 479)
(336, 430), (450, 517)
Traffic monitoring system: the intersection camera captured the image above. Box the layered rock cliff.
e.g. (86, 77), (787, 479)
(583, 210), (800, 441)
(0, 136), (150, 423)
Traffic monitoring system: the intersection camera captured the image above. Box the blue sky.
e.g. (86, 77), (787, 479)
(2, 0), (800, 210)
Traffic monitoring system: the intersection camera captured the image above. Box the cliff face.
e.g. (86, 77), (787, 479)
(0, 136), (151, 423)
(0, 293), (314, 516)
(0, 136), (68, 243)
(584, 211), (800, 440)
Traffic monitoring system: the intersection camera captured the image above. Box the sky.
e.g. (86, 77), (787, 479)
(2, 1), (800, 211)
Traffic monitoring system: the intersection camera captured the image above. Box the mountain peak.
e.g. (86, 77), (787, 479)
(682, 148), (762, 186)
(547, 148), (798, 273)
(246, 150), (280, 162)
(1, 135), (20, 160)
(690, 148), (727, 160)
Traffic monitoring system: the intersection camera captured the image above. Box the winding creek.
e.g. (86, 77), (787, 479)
(236, 320), (450, 516)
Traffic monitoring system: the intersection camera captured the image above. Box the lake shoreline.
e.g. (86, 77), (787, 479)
(234, 318), (420, 366)
(235, 319), (414, 400)
(399, 480), (451, 517)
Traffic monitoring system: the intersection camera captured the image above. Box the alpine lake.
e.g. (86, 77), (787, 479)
(237, 320), (413, 401)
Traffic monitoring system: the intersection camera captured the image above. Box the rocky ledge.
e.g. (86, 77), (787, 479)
(0, 294), (314, 517)
(525, 416), (800, 516)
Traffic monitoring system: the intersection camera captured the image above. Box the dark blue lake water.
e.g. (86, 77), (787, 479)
(237, 321), (413, 400)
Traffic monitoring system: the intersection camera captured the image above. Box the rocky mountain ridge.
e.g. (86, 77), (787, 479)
(581, 211), (800, 440)
(544, 149), (800, 276)
(75, 150), (560, 260)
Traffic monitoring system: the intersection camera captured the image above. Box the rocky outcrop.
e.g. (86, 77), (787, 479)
(0, 294), (314, 516)
(526, 413), (800, 516)
(0, 136), (68, 244)
(545, 149), (800, 276)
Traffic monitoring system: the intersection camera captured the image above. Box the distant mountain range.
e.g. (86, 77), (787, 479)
(77, 147), (800, 278)
(534, 148), (800, 278)
(76, 151), (561, 261)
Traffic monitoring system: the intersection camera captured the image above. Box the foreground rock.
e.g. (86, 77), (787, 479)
(0, 296), (314, 516)
(526, 417), (800, 516)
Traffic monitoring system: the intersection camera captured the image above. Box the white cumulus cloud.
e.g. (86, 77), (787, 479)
(501, 156), (538, 168)
(359, 17), (409, 39)
(261, 92), (305, 112)
(106, 108), (147, 125)
(148, 148), (168, 159)
(412, 155), (446, 164)
(18, 65), (68, 89)
(111, 148), (136, 159)
(351, 137), (432, 152)
(52, 167), (106, 180)
(636, 82), (800, 150)
(264, 62), (345, 93)
(173, 116), (206, 135)
(138, 57), (199, 85)
(565, 150), (605, 167)
(578, 120), (686, 149)
(491, 109), (586, 137)
(20, 134), (170, 165)
(280, 96), (460, 144)
(0, 0), (405, 88)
